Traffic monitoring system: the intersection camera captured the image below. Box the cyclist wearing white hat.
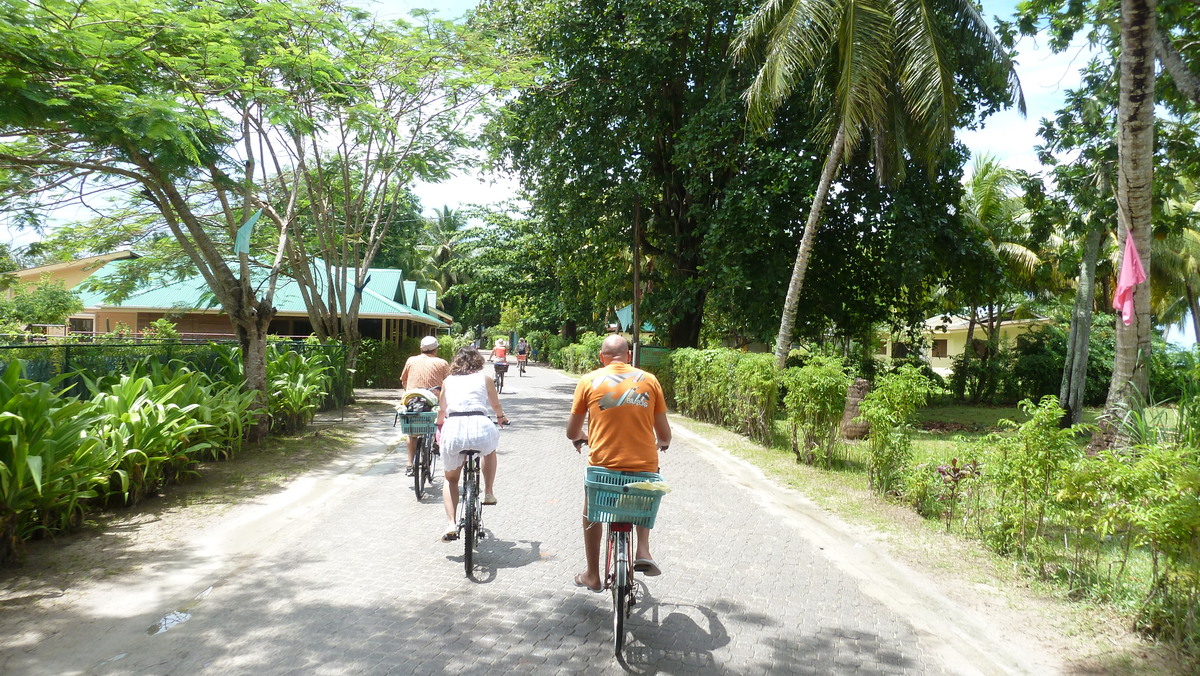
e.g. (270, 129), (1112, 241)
(400, 335), (449, 476)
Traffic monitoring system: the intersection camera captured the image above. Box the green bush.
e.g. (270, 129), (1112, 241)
(858, 365), (941, 495)
(672, 348), (778, 445)
(266, 344), (329, 434)
(780, 354), (850, 467)
(354, 337), (412, 387)
(0, 362), (105, 562)
(557, 332), (604, 374)
(979, 396), (1081, 563)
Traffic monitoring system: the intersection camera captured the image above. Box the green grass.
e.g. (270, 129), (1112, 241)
(679, 406), (1191, 674)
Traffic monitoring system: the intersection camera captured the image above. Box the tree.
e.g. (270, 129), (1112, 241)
(951, 155), (1043, 401)
(278, 12), (533, 370)
(734, 0), (1024, 368)
(478, 0), (824, 348)
(0, 275), (83, 330)
(1106, 0), (1158, 422)
(1011, 0), (1200, 441)
(0, 0), (347, 437)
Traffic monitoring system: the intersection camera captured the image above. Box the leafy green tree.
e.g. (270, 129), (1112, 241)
(1009, 0), (1186, 442)
(478, 0), (824, 348)
(0, 0), (359, 438)
(734, 0), (1024, 367)
(0, 275), (83, 329)
(279, 13), (534, 370)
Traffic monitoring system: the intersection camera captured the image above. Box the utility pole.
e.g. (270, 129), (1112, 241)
(632, 197), (641, 366)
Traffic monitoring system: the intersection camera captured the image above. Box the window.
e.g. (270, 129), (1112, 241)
(69, 317), (95, 334)
(932, 339), (948, 359)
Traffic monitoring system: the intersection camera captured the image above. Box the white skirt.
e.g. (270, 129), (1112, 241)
(440, 414), (499, 471)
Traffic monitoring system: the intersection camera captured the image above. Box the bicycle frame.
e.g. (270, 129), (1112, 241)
(458, 452), (483, 577)
(605, 521), (636, 655)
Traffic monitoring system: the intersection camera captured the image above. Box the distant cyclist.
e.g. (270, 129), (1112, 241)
(566, 334), (671, 592)
(516, 337), (529, 359)
(400, 336), (449, 477)
(488, 337), (509, 363)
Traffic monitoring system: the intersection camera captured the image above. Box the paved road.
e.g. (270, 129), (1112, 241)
(1, 363), (1042, 675)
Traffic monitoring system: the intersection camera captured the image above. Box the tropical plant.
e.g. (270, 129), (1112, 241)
(857, 365), (941, 494)
(733, 0), (1024, 367)
(265, 345), (330, 434)
(0, 362), (105, 562)
(780, 354), (850, 467)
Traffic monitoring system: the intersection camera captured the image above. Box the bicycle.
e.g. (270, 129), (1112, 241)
(583, 464), (667, 657)
(492, 360), (508, 393)
(457, 450), (483, 576)
(516, 353), (527, 377)
(398, 410), (438, 500)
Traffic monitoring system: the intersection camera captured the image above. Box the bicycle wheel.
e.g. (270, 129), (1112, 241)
(497, 371), (505, 393)
(412, 436), (425, 499)
(612, 529), (630, 656)
(423, 435), (437, 486)
(463, 463), (478, 576)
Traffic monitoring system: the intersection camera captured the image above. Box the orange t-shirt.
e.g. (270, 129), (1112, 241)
(492, 346), (507, 360)
(571, 362), (666, 473)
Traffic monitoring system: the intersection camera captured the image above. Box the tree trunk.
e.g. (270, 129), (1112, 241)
(955, 310), (977, 402)
(773, 121), (847, 368)
(1060, 225), (1102, 427)
(666, 297), (705, 349)
(1188, 284), (1200, 344)
(1097, 0), (1156, 448)
(235, 310), (275, 443)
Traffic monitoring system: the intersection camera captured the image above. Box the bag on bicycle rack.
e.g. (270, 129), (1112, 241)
(493, 361), (509, 374)
(398, 389), (439, 434)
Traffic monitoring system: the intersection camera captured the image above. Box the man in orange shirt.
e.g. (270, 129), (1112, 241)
(566, 334), (671, 592)
(400, 336), (450, 476)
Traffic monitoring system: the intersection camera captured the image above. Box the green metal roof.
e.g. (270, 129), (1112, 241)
(77, 259), (446, 326)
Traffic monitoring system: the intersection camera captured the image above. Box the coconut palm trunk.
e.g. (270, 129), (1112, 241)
(1099, 0), (1156, 439)
(1060, 224), (1103, 427)
(773, 122), (847, 368)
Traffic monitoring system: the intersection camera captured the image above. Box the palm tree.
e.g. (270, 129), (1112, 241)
(418, 206), (477, 314)
(1101, 0), (1157, 430)
(733, 0), (1024, 368)
(1150, 180), (1200, 343)
(954, 155), (1042, 400)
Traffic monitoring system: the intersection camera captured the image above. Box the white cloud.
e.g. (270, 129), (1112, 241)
(960, 31), (1098, 177)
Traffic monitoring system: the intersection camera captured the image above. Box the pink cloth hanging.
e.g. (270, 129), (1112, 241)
(1112, 231), (1146, 326)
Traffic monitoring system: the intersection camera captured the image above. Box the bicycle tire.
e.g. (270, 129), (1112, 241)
(612, 530), (629, 656)
(412, 436), (425, 499)
(497, 371), (504, 393)
(463, 462), (478, 576)
(423, 435), (437, 486)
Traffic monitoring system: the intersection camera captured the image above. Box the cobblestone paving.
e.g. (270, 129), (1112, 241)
(5, 364), (962, 675)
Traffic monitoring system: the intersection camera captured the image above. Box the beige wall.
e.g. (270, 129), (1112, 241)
(881, 320), (1050, 376)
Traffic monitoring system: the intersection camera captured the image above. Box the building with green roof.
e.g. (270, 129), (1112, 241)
(18, 252), (448, 342)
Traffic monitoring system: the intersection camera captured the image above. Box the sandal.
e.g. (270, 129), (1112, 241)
(405, 465), (414, 477)
(573, 573), (603, 593)
(483, 493), (498, 505)
(441, 526), (459, 542)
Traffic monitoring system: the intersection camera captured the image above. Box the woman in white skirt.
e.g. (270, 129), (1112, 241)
(435, 346), (509, 541)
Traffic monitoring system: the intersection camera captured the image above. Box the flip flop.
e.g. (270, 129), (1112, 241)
(483, 494), (498, 505)
(633, 558), (662, 576)
(441, 527), (459, 542)
(573, 573), (603, 593)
